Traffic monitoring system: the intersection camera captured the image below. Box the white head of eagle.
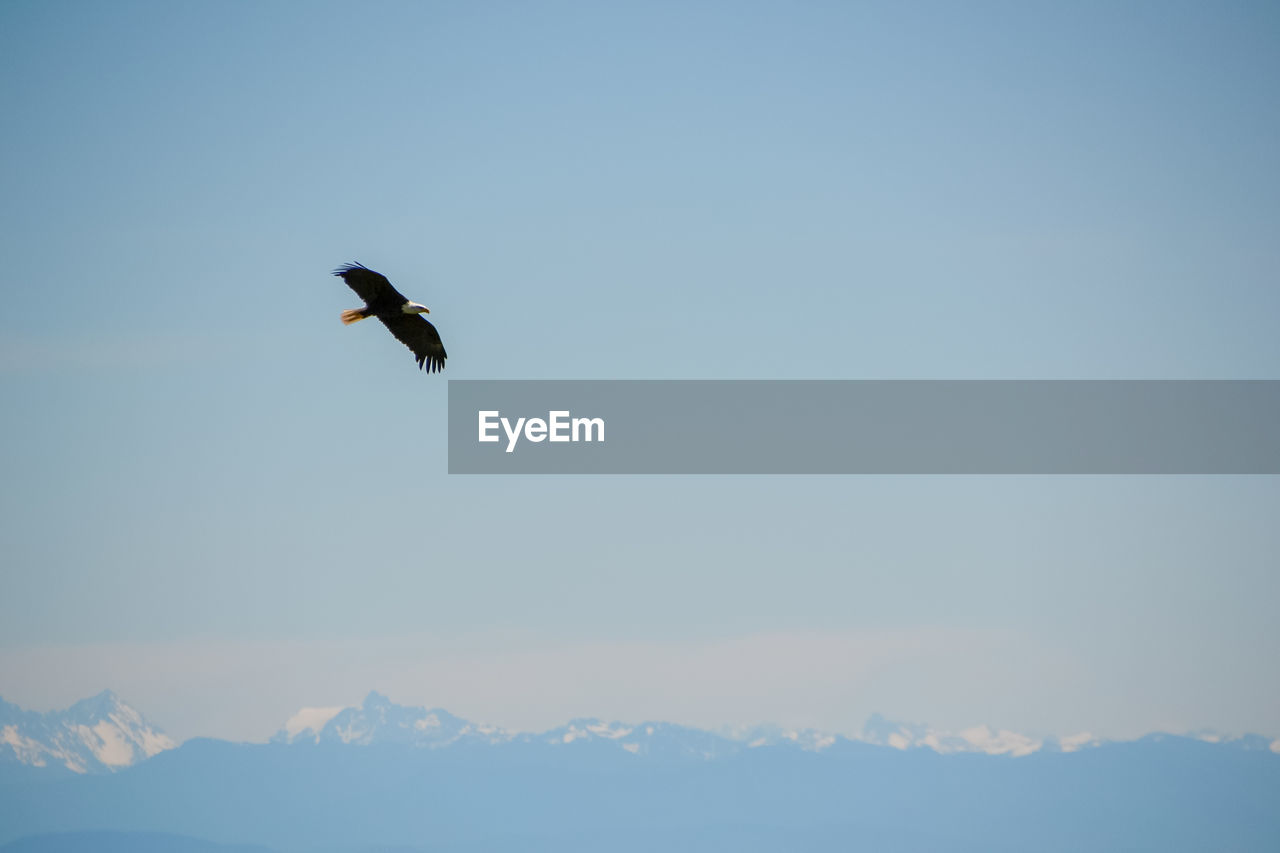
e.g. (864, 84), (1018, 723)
(332, 262), (448, 373)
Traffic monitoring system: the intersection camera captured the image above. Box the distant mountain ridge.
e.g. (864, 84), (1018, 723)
(0, 691), (173, 775)
(2, 692), (1279, 851)
(4, 690), (1278, 780)
(272, 690), (507, 748)
(4, 719), (1278, 853)
(270, 690), (1280, 761)
(274, 691), (873, 760)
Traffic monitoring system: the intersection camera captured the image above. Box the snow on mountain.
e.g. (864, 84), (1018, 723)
(718, 722), (842, 752)
(1055, 731), (1104, 753)
(527, 718), (747, 759)
(269, 697), (1098, 760)
(850, 717), (1280, 756)
(271, 695), (739, 759)
(272, 693), (854, 761)
(1185, 729), (1280, 753)
(270, 691), (511, 748)
(0, 690), (175, 774)
(271, 696), (790, 760)
(6, 688), (1274, 780)
(279, 705), (345, 743)
(856, 713), (1086, 757)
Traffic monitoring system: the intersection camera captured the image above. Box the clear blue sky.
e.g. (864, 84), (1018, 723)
(1, 0), (1278, 742)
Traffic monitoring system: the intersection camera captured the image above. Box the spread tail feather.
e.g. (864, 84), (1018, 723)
(341, 309), (367, 325)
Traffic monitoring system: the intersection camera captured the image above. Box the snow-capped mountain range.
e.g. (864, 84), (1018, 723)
(273, 691), (888, 759)
(857, 712), (1092, 756)
(0, 690), (174, 774)
(273, 692), (741, 759)
(4, 690), (1277, 776)
(270, 691), (1280, 761)
(272, 691), (508, 748)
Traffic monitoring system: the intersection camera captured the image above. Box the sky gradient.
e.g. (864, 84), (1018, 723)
(1, 0), (1278, 743)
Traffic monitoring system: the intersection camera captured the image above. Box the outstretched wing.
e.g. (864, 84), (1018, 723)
(333, 262), (408, 310)
(378, 313), (448, 373)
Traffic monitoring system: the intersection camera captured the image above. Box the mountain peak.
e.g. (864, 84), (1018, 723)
(362, 691), (393, 710)
(857, 714), (1050, 757)
(273, 693), (508, 748)
(66, 689), (124, 721)
(0, 692), (174, 774)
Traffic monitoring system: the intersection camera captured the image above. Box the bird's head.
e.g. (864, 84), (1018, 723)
(402, 302), (430, 315)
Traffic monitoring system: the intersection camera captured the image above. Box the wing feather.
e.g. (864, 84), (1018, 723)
(333, 262), (409, 310)
(378, 314), (448, 373)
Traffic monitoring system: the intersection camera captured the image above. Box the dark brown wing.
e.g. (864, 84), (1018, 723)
(378, 313), (447, 373)
(333, 262), (409, 312)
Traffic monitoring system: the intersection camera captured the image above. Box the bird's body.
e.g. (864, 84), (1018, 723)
(333, 262), (447, 373)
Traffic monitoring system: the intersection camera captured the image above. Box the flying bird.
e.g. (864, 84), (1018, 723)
(333, 262), (447, 373)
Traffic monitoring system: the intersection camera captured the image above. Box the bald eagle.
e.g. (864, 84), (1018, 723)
(333, 263), (447, 373)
